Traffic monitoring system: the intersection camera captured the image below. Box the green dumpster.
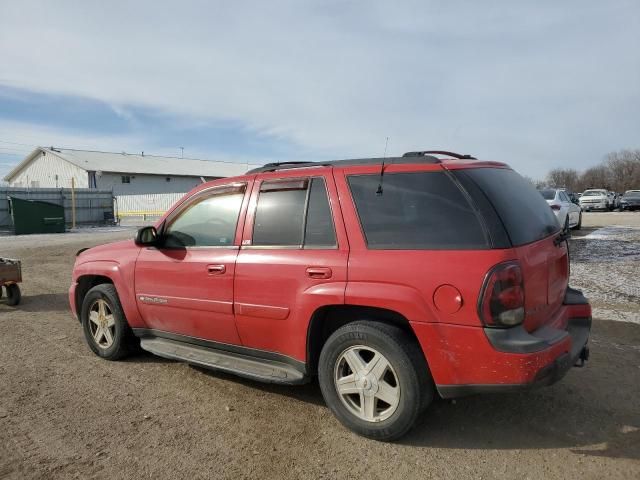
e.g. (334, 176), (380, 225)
(9, 197), (66, 235)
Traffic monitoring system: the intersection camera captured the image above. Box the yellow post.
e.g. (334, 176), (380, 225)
(71, 177), (76, 229)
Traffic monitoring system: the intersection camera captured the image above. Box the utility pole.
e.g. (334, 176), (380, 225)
(180, 147), (184, 158)
(71, 177), (76, 229)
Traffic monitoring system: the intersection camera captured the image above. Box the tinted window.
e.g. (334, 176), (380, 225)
(559, 192), (569, 202)
(347, 171), (488, 249)
(582, 190), (606, 197)
(164, 185), (245, 247)
(253, 179), (308, 246)
(455, 168), (560, 246)
(540, 189), (556, 200)
(304, 178), (337, 248)
(252, 178), (337, 247)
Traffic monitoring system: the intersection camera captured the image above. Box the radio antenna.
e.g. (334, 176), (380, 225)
(376, 136), (389, 196)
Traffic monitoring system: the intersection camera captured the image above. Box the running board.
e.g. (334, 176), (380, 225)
(139, 337), (307, 385)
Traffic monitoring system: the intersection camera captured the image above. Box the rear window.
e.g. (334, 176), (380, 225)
(454, 168), (560, 246)
(539, 189), (556, 200)
(347, 171), (489, 249)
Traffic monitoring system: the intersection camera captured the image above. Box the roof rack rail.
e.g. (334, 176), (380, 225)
(403, 150), (477, 160)
(246, 155), (443, 174)
(246, 161), (329, 174)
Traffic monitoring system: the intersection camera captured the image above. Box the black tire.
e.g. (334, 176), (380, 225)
(318, 321), (434, 441)
(5, 284), (21, 306)
(573, 212), (582, 230)
(81, 284), (136, 360)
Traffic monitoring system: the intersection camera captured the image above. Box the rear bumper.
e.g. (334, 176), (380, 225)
(412, 287), (592, 398)
(437, 316), (590, 398)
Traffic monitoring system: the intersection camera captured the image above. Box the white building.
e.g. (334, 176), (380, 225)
(4, 147), (250, 195)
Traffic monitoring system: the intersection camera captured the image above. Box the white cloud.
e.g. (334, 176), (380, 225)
(1, 0), (639, 178)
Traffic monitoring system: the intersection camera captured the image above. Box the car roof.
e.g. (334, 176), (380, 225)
(246, 150), (505, 174)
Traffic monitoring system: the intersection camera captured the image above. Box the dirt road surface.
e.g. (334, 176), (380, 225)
(1, 214), (639, 479)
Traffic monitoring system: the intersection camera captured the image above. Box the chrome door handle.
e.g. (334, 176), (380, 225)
(207, 264), (226, 275)
(306, 267), (332, 279)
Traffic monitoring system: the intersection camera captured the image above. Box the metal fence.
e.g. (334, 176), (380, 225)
(115, 192), (186, 221)
(0, 188), (115, 230)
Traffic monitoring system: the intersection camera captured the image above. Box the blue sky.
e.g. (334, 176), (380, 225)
(1, 1), (639, 181)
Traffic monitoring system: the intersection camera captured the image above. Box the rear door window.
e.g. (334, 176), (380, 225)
(304, 178), (337, 248)
(347, 171), (489, 249)
(252, 177), (337, 248)
(454, 168), (560, 246)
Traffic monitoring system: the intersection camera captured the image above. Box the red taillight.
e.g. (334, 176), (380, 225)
(550, 204), (561, 211)
(479, 262), (525, 327)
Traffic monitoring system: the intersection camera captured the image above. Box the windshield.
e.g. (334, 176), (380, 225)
(539, 189), (556, 200)
(623, 190), (640, 198)
(582, 190), (606, 197)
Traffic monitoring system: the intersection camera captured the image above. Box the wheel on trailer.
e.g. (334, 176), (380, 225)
(81, 284), (137, 360)
(5, 283), (21, 306)
(318, 321), (434, 441)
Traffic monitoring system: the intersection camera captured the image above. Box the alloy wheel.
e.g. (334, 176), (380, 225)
(88, 299), (116, 349)
(333, 345), (400, 423)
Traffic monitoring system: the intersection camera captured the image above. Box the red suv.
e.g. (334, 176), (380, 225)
(69, 151), (591, 440)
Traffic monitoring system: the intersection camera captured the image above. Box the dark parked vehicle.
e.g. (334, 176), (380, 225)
(620, 190), (640, 211)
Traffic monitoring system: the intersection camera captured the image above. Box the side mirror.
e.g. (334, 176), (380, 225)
(135, 226), (159, 246)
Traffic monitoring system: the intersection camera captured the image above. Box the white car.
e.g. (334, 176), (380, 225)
(579, 189), (610, 211)
(539, 188), (582, 230)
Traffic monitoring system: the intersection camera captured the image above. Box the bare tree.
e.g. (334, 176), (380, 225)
(605, 149), (640, 192)
(543, 149), (640, 194)
(546, 168), (580, 191)
(577, 165), (611, 192)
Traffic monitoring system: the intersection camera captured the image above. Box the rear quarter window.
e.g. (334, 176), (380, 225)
(453, 168), (560, 246)
(347, 171), (489, 249)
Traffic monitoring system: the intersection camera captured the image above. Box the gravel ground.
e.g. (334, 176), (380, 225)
(1, 213), (639, 479)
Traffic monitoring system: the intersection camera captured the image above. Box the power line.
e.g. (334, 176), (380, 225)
(0, 139), (36, 148)
(0, 139), (263, 166)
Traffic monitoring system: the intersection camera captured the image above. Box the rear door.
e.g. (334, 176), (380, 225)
(452, 167), (569, 331)
(134, 181), (251, 343)
(233, 168), (348, 362)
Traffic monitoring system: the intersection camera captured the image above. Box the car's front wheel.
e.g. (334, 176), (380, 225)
(318, 321), (433, 441)
(81, 284), (136, 360)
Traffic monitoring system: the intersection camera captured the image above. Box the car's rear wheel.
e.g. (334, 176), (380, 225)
(318, 321), (433, 441)
(81, 284), (136, 360)
(573, 212), (582, 230)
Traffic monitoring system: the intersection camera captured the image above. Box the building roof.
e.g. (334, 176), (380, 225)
(4, 147), (253, 181)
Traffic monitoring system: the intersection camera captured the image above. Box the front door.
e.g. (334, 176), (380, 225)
(135, 182), (250, 344)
